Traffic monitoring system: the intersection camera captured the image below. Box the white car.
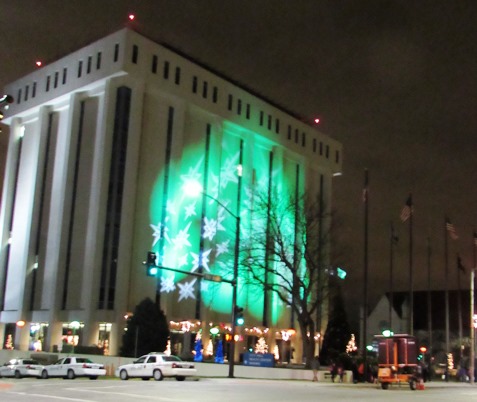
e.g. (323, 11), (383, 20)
(0, 358), (43, 378)
(40, 356), (106, 380)
(115, 353), (197, 381)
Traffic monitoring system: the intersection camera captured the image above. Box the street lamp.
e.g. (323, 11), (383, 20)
(183, 178), (241, 378)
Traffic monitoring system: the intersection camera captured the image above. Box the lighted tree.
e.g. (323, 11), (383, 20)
(215, 340), (225, 363)
(194, 333), (203, 362)
(205, 339), (214, 356)
(255, 337), (269, 354)
(346, 334), (358, 354)
(273, 344), (280, 360)
(241, 191), (337, 368)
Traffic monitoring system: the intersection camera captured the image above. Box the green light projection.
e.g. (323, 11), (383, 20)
(148, 126), (302, 323)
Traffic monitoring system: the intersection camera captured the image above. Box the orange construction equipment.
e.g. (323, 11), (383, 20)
(376, 334), (420, 390)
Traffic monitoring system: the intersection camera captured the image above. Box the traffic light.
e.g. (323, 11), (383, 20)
(145, 251), (158, 276)
(234, 306), (244, 326)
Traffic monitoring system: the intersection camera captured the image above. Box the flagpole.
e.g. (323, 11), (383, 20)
(409, 195), (414, 336)
(471, 231), (476, 386)
(362, 169), (369, 382)
(444, 218), (450, 382)
(427, 237), (432, 362)
(457, 255), (463, 361)
(389, 222), (395, 331)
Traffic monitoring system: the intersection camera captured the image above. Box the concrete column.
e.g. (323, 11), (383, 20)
(14, 323), (30, 351)
(46, 321), (63, 353)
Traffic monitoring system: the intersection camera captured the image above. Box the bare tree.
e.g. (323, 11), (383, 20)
(240, 189), (333, 368)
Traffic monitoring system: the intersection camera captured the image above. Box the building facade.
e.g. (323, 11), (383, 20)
(0, 29), (342, 360)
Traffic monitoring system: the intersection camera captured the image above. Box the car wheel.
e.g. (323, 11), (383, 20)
(153, 369), (164, 381)
(14, 370), (22, 379)
(120, 369), (129, 380)
(381, 382), (389, 390)
(41, 370), (49, 379)
(141, 377), (150, 381)
(409, 379), (416, 391)
(176, 376), (185, 381)
(67, 369), (76, 380)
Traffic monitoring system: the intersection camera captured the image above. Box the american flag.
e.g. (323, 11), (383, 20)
(446, 219), (458, 240)
(400, 195), (413, 222)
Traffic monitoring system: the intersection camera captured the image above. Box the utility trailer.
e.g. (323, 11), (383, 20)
(376, 334), (419, 390)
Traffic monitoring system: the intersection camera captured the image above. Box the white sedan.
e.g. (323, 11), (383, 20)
(0, 358), (43, 378)
(115, 353), (197, 381)
(41, 356), (106, 379)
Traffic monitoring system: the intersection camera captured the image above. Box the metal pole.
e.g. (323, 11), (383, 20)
(363, 169), (369, 382)
(228, 215), (240, 378)
(470, 267), (475, 385)
(445, 219), (449, 382)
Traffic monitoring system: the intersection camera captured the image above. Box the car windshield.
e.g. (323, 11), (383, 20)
(23, 360), (39, 364)
(162, 356), (181, 362)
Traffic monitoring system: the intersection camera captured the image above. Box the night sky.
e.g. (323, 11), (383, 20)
(1, 1), (477, 330)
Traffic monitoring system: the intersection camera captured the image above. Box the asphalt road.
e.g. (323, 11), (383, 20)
(1, 377), (476, 401)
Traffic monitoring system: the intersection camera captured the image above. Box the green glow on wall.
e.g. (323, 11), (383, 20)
(148, 124), (302, 323)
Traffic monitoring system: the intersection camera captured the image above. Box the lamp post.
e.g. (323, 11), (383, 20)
(183, 179), (241, 378)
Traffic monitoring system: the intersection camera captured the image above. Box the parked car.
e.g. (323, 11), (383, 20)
(40, 356), (106, 379)
(115, 353), (197, 381)
(0, 358), (43, 378)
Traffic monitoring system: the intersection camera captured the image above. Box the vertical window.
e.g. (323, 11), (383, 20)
(32, 82), (37, 98)
(114, 43), (119, 62)
(287, 125), (292, 140)
(295, 129), (299, 144)
(96, 52), (102, 69)
(163, 61), (170, 79)
(237, 99), (242, 115)
(62, 68), (67, 84)
(87, 56), (92, 73)
(192, 76), (198, 93)
(24, 85), (29, 101)
(175, 67), (181, 85)
(45, 76), (50, 92)
(54, 72), (59, 88)
(246, 103), (250, 119)
(132, 45), (138, 64)
(202, 81), (208, 98)
(326, 145), (330, 158)
(335, 150), (340, 163)
(152, 55), (158, 73)
(259, 111), (264, 126)
(228, 94), (233, 111)
(78, 61), (83, 78)
(302, 132), (306, 147)
(212, 86), (218, 103)
(275, 119), (280, 133)
(313, 138), (317, 152)
(319, 142), (323, 155)
(17, 88), (22, 103)
(267, 115), (272, 130)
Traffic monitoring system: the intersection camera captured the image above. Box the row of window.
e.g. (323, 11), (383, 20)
(14, 39), (340, 164)
(133, 43), (339, 162)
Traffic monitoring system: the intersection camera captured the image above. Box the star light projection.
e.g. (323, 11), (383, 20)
(147, 134), (298, 322)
